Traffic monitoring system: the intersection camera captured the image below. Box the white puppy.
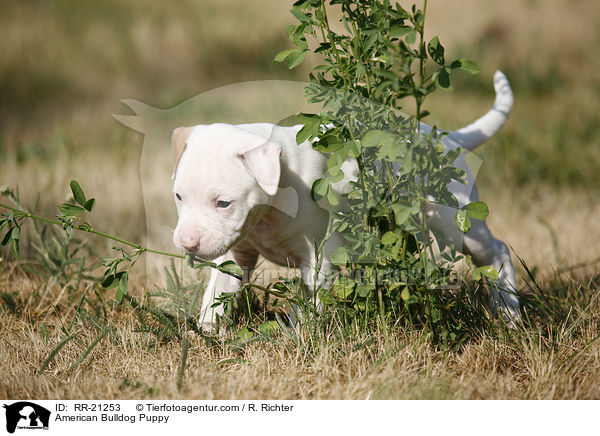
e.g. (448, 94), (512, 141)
(171, 71), (520, 329)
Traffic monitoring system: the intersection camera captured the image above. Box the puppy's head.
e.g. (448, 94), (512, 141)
(171, 124), (281, 259)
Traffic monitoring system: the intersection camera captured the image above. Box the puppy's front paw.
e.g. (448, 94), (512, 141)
(490, 296), (521, 328)
(198, 320), (217, 333)
(197, 312), (219, 334)
(488, 285), (521, 328)
(497, 306), (522, 329)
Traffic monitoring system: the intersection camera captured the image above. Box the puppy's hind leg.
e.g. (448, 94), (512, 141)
(462, 219), (521, 324)
(289, 264), (321, 327)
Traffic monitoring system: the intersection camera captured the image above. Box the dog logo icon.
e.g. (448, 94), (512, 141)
(2, 402), (50, 434)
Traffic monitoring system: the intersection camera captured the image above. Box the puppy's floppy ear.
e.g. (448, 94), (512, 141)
(239, 142), (282, 196)
(171, 126), (194, 179)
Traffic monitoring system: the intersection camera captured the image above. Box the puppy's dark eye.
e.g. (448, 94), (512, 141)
(216, 200), (231, 208)
(175, 193), (182, 201)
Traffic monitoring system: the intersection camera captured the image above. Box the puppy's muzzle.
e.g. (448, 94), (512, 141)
(180, 234), (203, 253)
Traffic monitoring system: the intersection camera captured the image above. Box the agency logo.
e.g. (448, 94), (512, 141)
(2, 402), (50, 434)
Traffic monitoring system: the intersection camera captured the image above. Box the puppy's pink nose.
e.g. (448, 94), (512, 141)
(181, 235), (201, 253)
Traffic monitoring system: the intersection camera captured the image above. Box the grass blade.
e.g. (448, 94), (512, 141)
(67, 326), (111, 373)
(37, 333), (78, 375)
(176, 328), (189, 391)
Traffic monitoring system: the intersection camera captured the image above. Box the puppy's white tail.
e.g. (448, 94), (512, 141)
(448, 70), (513, 151)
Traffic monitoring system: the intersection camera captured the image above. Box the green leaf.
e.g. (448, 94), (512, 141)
(346, 140), (361, 158)
(477, 266), (499, 279)
(296, 113), (321, 143)
(464, 254), (473, 269)
(356, 284), (375, 297)
(333, 282), (354, 299)
(313, 135), (344, 153)
(390, 25), (412, 38)
(102, 271), (125, 289)
(286, 49), (308, 69)
(258, 321), (280, 335)
(11, 238), (19, 259)
(364, 31), (378, 51)
(451, 58), (480, 75)
(362, 129), (397, 148)
(237, 327), (254, 341)
(314, 42), (331, 54)
(328, 148), (348, 175)
(274, 49), (296, 63)
(437, 67), (451, 89)
(59, 203), (84, 216)
(405, 29), (417, 45)
(391, 201), (417, 226)
(464, 201), (489, 220)
(83, 198), (95, 212)
(4, 227), (21, 259)
(330, 246), (349, 266)
(292, 35), (308, 50)
(70, 180), (87, 206)
(455, 209), (471, 233)
(290, 7), (310, 23)
(1, 227), (14, 247)
(217, 260), (243, 277)
(312, 178), (329, 198)
(380, 231), (399, 245)
(401, 287), (410, 301)
(326, 186), (339, 206)
(427, 36), (445, 65)
(11, 226), (20, 242)
(292, 0), (310, 8)
(341, 15), (352, 33)
(116, 272), (128, 303)
(1, 227), (12, 246)
(377, 138), (407, 160)
(356, 255), (375, 265)
(318, 288), (337, 306)
(285, 23), (297, 40)
(328, 169), (345, 183)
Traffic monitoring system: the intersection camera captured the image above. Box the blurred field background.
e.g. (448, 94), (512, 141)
(1, 0), (600, 399)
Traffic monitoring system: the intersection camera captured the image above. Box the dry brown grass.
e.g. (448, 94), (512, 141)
(1, 261), (600, 400)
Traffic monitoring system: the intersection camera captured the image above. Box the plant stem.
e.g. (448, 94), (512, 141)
(415, 0), (428, 132)
(349, 9), (372, 94)
(0, 201), (245, 282)
(375, 270), (384, 320)
(321, 0), (349, 92)
(1, 202), (164, 255)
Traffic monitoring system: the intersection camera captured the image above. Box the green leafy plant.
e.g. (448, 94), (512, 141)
(275, 0), (499, 344)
